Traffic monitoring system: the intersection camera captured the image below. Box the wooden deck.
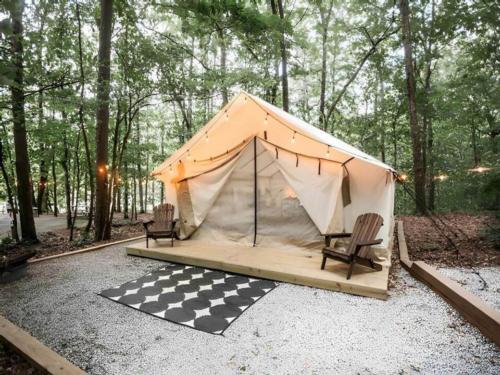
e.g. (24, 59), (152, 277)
(126, 240), (389, 299)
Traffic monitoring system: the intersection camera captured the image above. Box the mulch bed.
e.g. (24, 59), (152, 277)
(399, 212), (499, 268)
(0, 342), (43, 375)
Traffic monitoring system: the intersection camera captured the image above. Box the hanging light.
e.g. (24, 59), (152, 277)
(169, 164), (173, 174)
(186, 149), (192, 161)
(244, 95), (248, 103)
(264, 113), (269, 127)
(205, 131), (209, 142)
(325, 145), (330, 158)
(291, 131), (296, 144)
(224, 110), (229, 121)
(398, 173), (408, 182)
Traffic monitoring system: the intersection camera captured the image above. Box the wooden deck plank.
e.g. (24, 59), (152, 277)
(126, 240), (389, 299)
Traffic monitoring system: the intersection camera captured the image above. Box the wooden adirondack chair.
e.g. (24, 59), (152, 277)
(321, 213), (384, 280)
(143, 203), (177, 248)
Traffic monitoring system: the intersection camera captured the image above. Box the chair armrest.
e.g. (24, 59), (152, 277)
(142, 220), (154, 231)
(323, 232), (352, 247)
(355, 238), (383, 249)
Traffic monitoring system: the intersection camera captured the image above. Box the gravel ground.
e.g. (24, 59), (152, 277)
(0, 242), (498, 375)
(437, 267), (500, 310)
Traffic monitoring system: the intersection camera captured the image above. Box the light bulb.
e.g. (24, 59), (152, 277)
(225, 110), (229, 121)
(169, 165), (173, 174)
(326, 146), (330, 158)
(205, 132), (209, 142)
(186, 150), (192, 161)
(291, 131), (296, 144)
(264, 113), (268, 127)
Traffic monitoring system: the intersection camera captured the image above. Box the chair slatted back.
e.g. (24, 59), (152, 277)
(151, 203), (175, 232)
(347, 213), (383, 257)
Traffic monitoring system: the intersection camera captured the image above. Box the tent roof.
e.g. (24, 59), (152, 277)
(152, 92), (394, 177)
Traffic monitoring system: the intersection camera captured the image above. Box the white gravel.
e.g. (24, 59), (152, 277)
(0, 242), (498, 375)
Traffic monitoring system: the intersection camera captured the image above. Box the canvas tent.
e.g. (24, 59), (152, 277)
(152, 92), (396, 264)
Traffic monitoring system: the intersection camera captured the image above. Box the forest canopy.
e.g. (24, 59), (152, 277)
(0, 0), (498, 242)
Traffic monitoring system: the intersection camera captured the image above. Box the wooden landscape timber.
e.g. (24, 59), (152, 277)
(397, 221), (500, 346)
(0, 315), (87, 375)
(28, 235), (145, 264)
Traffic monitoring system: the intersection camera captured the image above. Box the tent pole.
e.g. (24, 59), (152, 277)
(253, 136), (257, 247)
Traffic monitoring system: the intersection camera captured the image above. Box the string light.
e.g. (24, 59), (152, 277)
(326, 145), (330, 158)
(224, 110), (229, 121)
(291, 131), (296, 144)
(264, 113), (268, 127)
(434, 174), (448, 181)
(169, 164), (173, 174)
(398, 173), (408, 182)
(186, 149), (192, 161)
(468, 166), (491, 173)
(205, 131), (209, 142)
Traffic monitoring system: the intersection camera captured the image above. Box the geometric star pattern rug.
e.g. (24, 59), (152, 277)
(99, 264), (277, 335)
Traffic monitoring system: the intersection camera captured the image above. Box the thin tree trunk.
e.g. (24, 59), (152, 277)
(94, 0), (113, 241)
(51, 147), (58, 216)
(76, 3), (95, 233)
(217, 27), (229, 105)
(317, 0), (334, 130)
(0, 140), (19, 242)
(70, 132), (81, 242)
(9, 0), (37, 242)
(275, 0), (289, 111)
(123, 161), (129, 219)
(399, 0), (426, 214)
(61, 131), (72, 229)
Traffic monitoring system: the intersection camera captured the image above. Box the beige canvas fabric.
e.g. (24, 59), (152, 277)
(153, 92), (395, 264)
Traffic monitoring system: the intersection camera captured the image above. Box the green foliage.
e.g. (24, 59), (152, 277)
(0, 0), (497, 218)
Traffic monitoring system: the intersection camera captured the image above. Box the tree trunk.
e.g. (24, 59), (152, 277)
(0, 140), (19, 242)
(51, 147), (58, 216)
(217, 28), (229, 105)
(276, 0), (289, 112)
(9, 0), (37, 242)
(70, 132), (81, 242)
(36, 95), (48, 215)
(317, 1), (334, 130)
(94, 0), (113, 241)
(123, 161), (129, 219)
(76, 3), (95, 233)
(399, 0), (426, 214)
(61, 131), (72, 229)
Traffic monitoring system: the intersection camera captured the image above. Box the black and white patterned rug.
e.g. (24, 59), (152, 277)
(99, 264), (277, 335)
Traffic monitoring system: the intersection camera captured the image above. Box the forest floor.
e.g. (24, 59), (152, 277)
(0, 213), (151, 260)
(399, 212), (499, 267)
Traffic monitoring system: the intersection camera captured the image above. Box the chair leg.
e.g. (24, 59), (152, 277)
(321, 256), (327, 270)
(347, 259), (356, 280)
(146, 236), (149, 248)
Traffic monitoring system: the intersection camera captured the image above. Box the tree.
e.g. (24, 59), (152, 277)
(399, 0), (426, 214)
(94, 0), (113, 241)
(9, 0), (37, 242)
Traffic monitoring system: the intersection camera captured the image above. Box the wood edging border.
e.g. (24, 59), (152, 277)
(0, 315), (87, 374)
(28, 235), (145, 264)
(397, 220), (500, 346)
